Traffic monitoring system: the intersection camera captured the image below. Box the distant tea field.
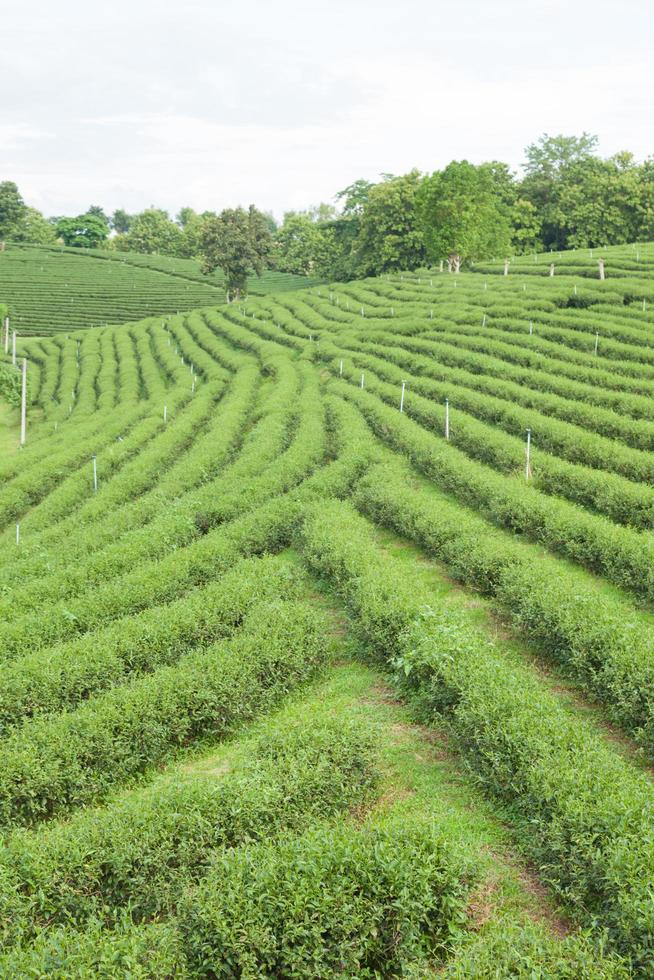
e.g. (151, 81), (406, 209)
(0, 243), (321, 335)
(1, 243), (654, 975)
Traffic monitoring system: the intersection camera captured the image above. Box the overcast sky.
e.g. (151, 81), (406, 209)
(2, 0), (653, 219)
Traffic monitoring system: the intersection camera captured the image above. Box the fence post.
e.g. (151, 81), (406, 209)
(20, 358), (27, 446)
(525, 429), (532, 481)
(445, 398), (450, 440)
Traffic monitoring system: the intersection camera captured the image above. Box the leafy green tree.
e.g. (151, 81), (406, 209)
(56, 213), (109, 248)
(335, 179), (375, 217)
(417, 161), (511, 270)
(354, 171), (426, 276)
(0, 182), (27, 240)
(198, 206), (273, 300)
(511, 198), (542, 253)
(176, 207), (197, 228)
(111, 209), (132, 234)
(87, 205), (110, 230)
(521, 133), (599, 248)
(12, 207), (57, 245)
(274, 213), (337, 276)
(637, 158), (654, 239)
(117, 209), (183, 255)
(553, 153), (641, 248)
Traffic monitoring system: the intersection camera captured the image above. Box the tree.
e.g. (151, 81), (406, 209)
(511, 198), (542, 253)
(117, 209), (183, 255)
(198, 206), (273, 300)
(274, 213), (338, 276)
(335, 179), (376, 217)
(176, 207), (197, 228)
(553, 154), (641, 248)
(111, 209), (132, 234)
(354, 171), (426, 276)
(417, 161), (511, 271)
(0, 182), (27, 240)
(11, 207), (57, 245)
(637, 158), (654, 240)
(87, 205), (110, 230)
(56, 213), (109, 248)
(521, 133), (599, 249)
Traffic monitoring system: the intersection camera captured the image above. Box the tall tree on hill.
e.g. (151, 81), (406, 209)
(553, 152), (642, 248)
(111, 209), (133, 234)
(56, 212), (109, 248)
(11, 207), (57, 245)
(117, 209), (183, 255)
(0, 182), (27, 240)
(417, 161), (511, 271)
(274, 213), (338, 276)
(521, 133), (599, 249)
(354, 171), (426, 276)
(199, 206), (273, 301)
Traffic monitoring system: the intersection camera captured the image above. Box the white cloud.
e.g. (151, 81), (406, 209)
(2, 0), (653, 216)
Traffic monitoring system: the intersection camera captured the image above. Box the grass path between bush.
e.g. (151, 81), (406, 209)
(0, 400), (18, 456)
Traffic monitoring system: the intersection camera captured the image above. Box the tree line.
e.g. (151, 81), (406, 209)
(1, 133), (654, 297)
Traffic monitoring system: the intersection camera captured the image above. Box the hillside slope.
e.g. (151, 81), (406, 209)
(1, 248), (654, 974)
(0, 243), (321, 335)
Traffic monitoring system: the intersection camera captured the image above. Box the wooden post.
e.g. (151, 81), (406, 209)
(549, 264), (555, 277)
(399, 380), (406, 413)
(339, 359), (343, 376)
(529, 321), (533, 335)
(594, 332), (599, 355)
(503, 259), (509, 276)
(598, 258), (605, 280)
(20, 358), (27, 446)
(445, 398), (450, 440)
(92, 454), (98, 492)
(525, 429), (531, 481)
(360, 372), (365, 389)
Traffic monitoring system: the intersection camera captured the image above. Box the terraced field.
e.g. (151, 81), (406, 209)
(2, 243), (654, 975)
(0, 244), (321, 335)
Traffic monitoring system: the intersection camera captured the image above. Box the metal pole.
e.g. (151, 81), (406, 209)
(360, 372), (364, 389)
(594, 333), (599, 355)
(399, 381), (406, 413)
(163, 405), (167, 423)
(20, 358), (27, 446)
(445, 399), (450, 440)
(525, 429), (531, 481)
(16, 523), (20, 545)
(12, 331), (16, 366)
(92, 454), (98, 492)
(339, 360), (343, 376)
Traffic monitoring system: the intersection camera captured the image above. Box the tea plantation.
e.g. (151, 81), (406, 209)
(2, 242), (654, 976)
(0, 243), (321, 335)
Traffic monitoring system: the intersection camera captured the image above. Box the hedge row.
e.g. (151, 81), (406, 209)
(0, 555), (298, 733)
(299, 499), (654, 969)
(0, 711), (377, 943)
(0, 595), (328, 827)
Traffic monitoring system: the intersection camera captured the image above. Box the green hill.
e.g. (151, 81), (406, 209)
(1, 245), (653, 974)
(0, 243), (322, 335)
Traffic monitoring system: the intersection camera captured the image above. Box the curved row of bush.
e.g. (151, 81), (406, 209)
(0, 555), (298, 733)
(0, 595), (328, 827)
(333, 380), (654, 603)
(298, 499), (654, 970)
